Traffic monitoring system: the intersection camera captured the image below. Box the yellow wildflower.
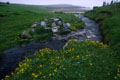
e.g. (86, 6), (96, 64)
(5, 75), (9, 78)
(39, 65), (43, 68)
(72, 56), (74, 59)
(117, 73), (120, 77)
(11, 72), (14, 75)
(90, 63), (93, 66)
(114, 76), (117, 79)
(41, 53), (44, 56)
(54, 68), (57, 72)
(77, 56), (80, 58)
(51, 61), (54, 64)
(32, 73), (38, 78)
(39, 72), (42, 75)
(49, 73), (52, 76)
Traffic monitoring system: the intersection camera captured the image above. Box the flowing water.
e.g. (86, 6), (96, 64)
(53, 14), (102, 41)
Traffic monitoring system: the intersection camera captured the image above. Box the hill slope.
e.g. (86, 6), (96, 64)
(42, 4), (83, 9)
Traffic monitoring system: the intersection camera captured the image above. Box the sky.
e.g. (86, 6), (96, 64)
(0, 0), (119, 7)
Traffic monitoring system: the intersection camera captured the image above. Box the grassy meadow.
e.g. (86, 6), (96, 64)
(0, 3), (84, 55)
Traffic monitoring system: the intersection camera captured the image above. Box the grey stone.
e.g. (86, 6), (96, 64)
(58, 21), (63, 26)
(21, 31), (32, 39)
(31, 24), (37, 28)
(40, 21), (46, 27)
(53, 18), (59, 22)
(66, 23), (71, 27)
(63, 22), (66, 27)
(52, 22), (57, 27)
(61, 27), (71, 34)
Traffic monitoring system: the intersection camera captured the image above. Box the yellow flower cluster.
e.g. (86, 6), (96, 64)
(32, 73), (39, 78)
(85, 39), (109, 48)
(5, 39), (116, 80)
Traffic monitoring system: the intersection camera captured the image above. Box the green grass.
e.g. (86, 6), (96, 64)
(84, 2), (120, 55)
(4, 40), (120, 80)
(0, 3), (85, 53)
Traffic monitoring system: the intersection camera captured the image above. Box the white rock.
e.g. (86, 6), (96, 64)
(66, 23), (71, 27)
(41, 21), (46, 27)
(52, 27), (59, 33)
(87, 36), (91, 39)
(53, 18), (59, 21)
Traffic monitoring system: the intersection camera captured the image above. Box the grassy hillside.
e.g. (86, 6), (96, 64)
(4, 40), (120, 80)
(0, 4), (47, 55)
(0, 3), (84, 55)
(42, 4), (83, 9)
(84, 2), (120, 55)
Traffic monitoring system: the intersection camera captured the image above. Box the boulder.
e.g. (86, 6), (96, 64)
(40, 21), (46, 27)
(31, 24), (37, 28)
(63, 22), (66, 27)
(61, 27), (71, 34)
(53, 18), (60, 22)
(52, 27), (59, 33)
(52, 22), (57, 27)
(21, 31), (32, 39)
(58, 21), (63, 26)
(66, 23), (71, 27)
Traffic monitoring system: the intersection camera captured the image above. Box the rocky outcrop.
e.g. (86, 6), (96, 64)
(20, 17), (72, 39)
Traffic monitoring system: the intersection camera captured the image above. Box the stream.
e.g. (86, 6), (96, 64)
(53, 14), (102, 41)
(0, 14), (102, 79)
